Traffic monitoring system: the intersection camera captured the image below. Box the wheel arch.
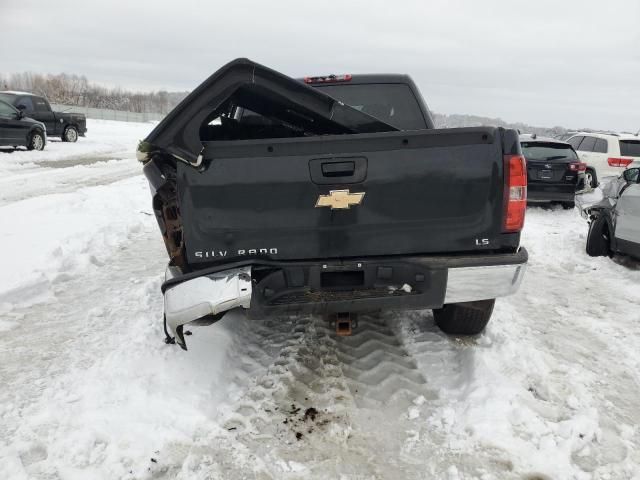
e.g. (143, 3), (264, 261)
(27, 125), (45, 142)
(591, 208), (616, 251)
(61, 123), (80, 142)
(604, 209), (619, 252)
(26, 127), (46, 150)
(585, 166), (599, 187)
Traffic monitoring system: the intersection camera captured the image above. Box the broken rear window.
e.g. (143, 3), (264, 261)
(312, 83), (427, 131)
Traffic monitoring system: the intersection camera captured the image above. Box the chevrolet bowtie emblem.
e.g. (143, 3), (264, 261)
(315, 189), (365, 210)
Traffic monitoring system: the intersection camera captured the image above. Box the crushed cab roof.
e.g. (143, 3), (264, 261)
(143, 58), (398, 164)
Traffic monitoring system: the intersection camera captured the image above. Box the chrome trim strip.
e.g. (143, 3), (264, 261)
(444, 264), (526, 304)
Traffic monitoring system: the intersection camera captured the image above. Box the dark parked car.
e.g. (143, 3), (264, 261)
(0, 99), (46, 151)
(0, 91), (86, 142)
(138, 59), (528, 349)
(520, 134), (585, 209)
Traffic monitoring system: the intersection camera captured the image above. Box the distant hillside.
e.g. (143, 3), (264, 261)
(0, 72), (190, 114)
(432, 112), (568, 137)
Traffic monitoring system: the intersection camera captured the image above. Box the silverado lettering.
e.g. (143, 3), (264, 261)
(194, 248), (278, 258)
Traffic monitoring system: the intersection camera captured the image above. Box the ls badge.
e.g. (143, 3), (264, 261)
(315, 189), (365, 210)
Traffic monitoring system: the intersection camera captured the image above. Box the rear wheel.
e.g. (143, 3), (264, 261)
(562, 201), (575, 210)
(584, 168), (598, 189)
(433, 299), (495, 335)
(586, 215), (611, 257)
(27, 131), (45, 151)
(62, 126), (78, 142)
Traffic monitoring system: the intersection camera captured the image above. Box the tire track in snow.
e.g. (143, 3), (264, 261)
(151, 314), (448, 479)
(0, 156), (140, 206)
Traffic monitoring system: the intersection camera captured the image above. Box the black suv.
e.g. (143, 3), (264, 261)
(0, 92), (86, 142)
(0, 99), (47, 151)
(520, 134), (585, 209)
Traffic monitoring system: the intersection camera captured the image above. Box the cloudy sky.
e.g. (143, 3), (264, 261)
(1, 0), (638, 131)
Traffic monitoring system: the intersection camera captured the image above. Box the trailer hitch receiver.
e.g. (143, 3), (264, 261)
(333, 312), (357, 336)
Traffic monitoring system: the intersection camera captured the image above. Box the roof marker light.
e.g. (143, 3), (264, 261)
(304, 74), (352, 84)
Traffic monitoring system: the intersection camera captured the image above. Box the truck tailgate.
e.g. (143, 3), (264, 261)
(179, 127), (509, 264)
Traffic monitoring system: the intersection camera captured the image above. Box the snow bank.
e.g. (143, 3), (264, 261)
(0, 118), (155, 306)
(0, 176), (152, 307)
(0, 236), (252, 480)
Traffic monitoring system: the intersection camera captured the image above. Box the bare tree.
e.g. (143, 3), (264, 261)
(0, 71), (187, 113)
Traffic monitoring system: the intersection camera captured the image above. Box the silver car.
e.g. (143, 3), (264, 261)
(584, 167), (640, 259)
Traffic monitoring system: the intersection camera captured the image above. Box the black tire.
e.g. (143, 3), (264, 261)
(562, 201), (575, 210)
(62, 126), (78, 142)
(586, 215), (611, 257)
(584, 168), (598, 189)
(27, 131), (45, 151)
(433, 299), (495, 335)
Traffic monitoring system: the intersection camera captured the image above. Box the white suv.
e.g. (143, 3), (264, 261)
(567, 133), (640, 188)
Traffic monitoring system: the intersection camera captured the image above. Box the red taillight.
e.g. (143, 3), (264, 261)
(607, 157), (634, 167)
(503, 154), (527, 233)
(303, 74), (352, 84)
(569, 162), (587, 172)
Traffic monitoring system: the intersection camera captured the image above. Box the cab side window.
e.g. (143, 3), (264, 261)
(593, 138), (608, 154)
(17, 96), (35, 113)
(33, 97), (50, 113)
(568, 136), (584, 149)
(577, 136), (596, 152)
(0, 101), (17, 117)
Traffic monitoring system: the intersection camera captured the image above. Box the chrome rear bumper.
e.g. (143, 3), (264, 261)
(163, 251), (527, 349)
(164, 266), (252, 348)
(444, 263), (526, 303)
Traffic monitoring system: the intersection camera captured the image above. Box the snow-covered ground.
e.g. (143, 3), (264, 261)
(0, 120), (154, 310)
(0, 120), (152, 205)
(1, 122), (639, 479)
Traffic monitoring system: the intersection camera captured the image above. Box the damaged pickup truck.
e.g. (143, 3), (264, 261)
(583, 167), (640, 260)
(138, 58), (528, 349)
